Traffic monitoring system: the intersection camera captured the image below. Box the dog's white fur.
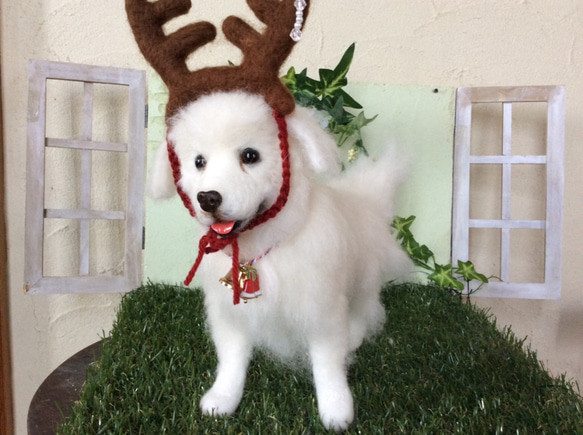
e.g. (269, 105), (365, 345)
(151, 91), (410, 431)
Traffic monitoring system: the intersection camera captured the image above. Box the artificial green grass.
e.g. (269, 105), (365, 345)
(58, 282), (583, 434)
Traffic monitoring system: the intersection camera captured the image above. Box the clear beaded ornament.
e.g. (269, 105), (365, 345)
(290, 0), (307, 42)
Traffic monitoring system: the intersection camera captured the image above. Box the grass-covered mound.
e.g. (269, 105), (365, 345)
(58, 282), (583, 434)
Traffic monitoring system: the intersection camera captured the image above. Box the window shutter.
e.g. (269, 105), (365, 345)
(24, 60), (146, 294)
(452, 86), (565, 299)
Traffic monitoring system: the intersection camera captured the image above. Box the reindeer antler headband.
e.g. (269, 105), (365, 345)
(125, 0), (309, 120)
(126, 0), (309, 304)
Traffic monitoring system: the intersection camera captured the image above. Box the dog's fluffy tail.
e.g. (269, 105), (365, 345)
(332, 146), (410, 221)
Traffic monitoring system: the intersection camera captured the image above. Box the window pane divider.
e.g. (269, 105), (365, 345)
(469, 155), (547, 164)
(44, 209), (126, 220)
(45, 138), (128, 153)
(468, 219), (546, 230)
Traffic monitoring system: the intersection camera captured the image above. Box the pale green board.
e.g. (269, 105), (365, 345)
(144, 72), (201, 285)
(144, 73), (455, 285)
(346, 83), (456, 274)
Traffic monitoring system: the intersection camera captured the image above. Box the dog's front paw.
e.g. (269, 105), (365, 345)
(318, 389), (354, 432)
(200, 387), (242, 417)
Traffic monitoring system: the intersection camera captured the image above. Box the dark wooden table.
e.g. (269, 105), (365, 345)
(27, 341), (102, 435)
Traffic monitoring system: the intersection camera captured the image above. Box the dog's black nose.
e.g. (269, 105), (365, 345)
(197, 190), (222, 213)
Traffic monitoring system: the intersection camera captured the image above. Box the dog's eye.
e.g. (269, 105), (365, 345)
(195, 154), (206, 170)
(240, 148), (261, 165)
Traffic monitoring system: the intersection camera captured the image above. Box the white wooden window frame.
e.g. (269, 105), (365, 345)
(24, 60), (146, 294)
(452, 86), (565, 299)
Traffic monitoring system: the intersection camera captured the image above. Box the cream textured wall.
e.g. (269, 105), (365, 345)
(2, 1), (582, 433)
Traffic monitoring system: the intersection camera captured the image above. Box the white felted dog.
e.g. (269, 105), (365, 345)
(150, 91), (411, 431)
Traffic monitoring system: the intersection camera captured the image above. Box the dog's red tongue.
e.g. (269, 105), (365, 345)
(211, 221), (236, 236)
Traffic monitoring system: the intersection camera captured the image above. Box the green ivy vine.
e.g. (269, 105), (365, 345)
(281, 43), (376, 162)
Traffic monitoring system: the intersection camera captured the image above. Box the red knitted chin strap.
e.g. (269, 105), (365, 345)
(167, 109), (291, 305)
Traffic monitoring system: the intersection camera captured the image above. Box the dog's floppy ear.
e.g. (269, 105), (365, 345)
(149, 141), (176, 199)
(286, 106), (342, 177)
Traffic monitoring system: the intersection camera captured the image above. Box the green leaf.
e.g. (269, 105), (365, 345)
(403, 235), (420, 257)
(297, 68), (319, 93)
(318, 70), (347, 98)
(294, 90), (319, 108)
(352, 138), (369, 157)
(411, 243), (434, 263)
(337, 89), (362, 109)
(317, 43), (355, 98)
(329, 112), (359, 146)
(332, 124), (355, 147)
(391, 216), (416, 239)
(403, 238), (434, 270)
(428, 264), (465, 290)
(281, 66), (297, 88)
(328, 96), (349, 124)
(352, 111), (377, 130)
(391, 215), (435, 270)
(455, 260), (489, 283)
(332, 42), (355, 84)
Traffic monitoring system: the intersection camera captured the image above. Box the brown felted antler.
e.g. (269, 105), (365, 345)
(125, 0), (309, 119)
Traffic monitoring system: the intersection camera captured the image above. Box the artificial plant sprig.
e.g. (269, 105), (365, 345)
(392, 215), (490, 300)
(281, 43), (376, 161)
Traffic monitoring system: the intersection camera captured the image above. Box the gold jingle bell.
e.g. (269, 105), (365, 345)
(219, 264), (262, 302)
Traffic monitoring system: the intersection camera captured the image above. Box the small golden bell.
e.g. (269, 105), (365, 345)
(219, 269), (234, 289)
(219, 264), (262, 302)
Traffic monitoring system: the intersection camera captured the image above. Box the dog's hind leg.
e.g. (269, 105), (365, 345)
(309, 334), (354, 431)
(200, 325), (252, 417)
